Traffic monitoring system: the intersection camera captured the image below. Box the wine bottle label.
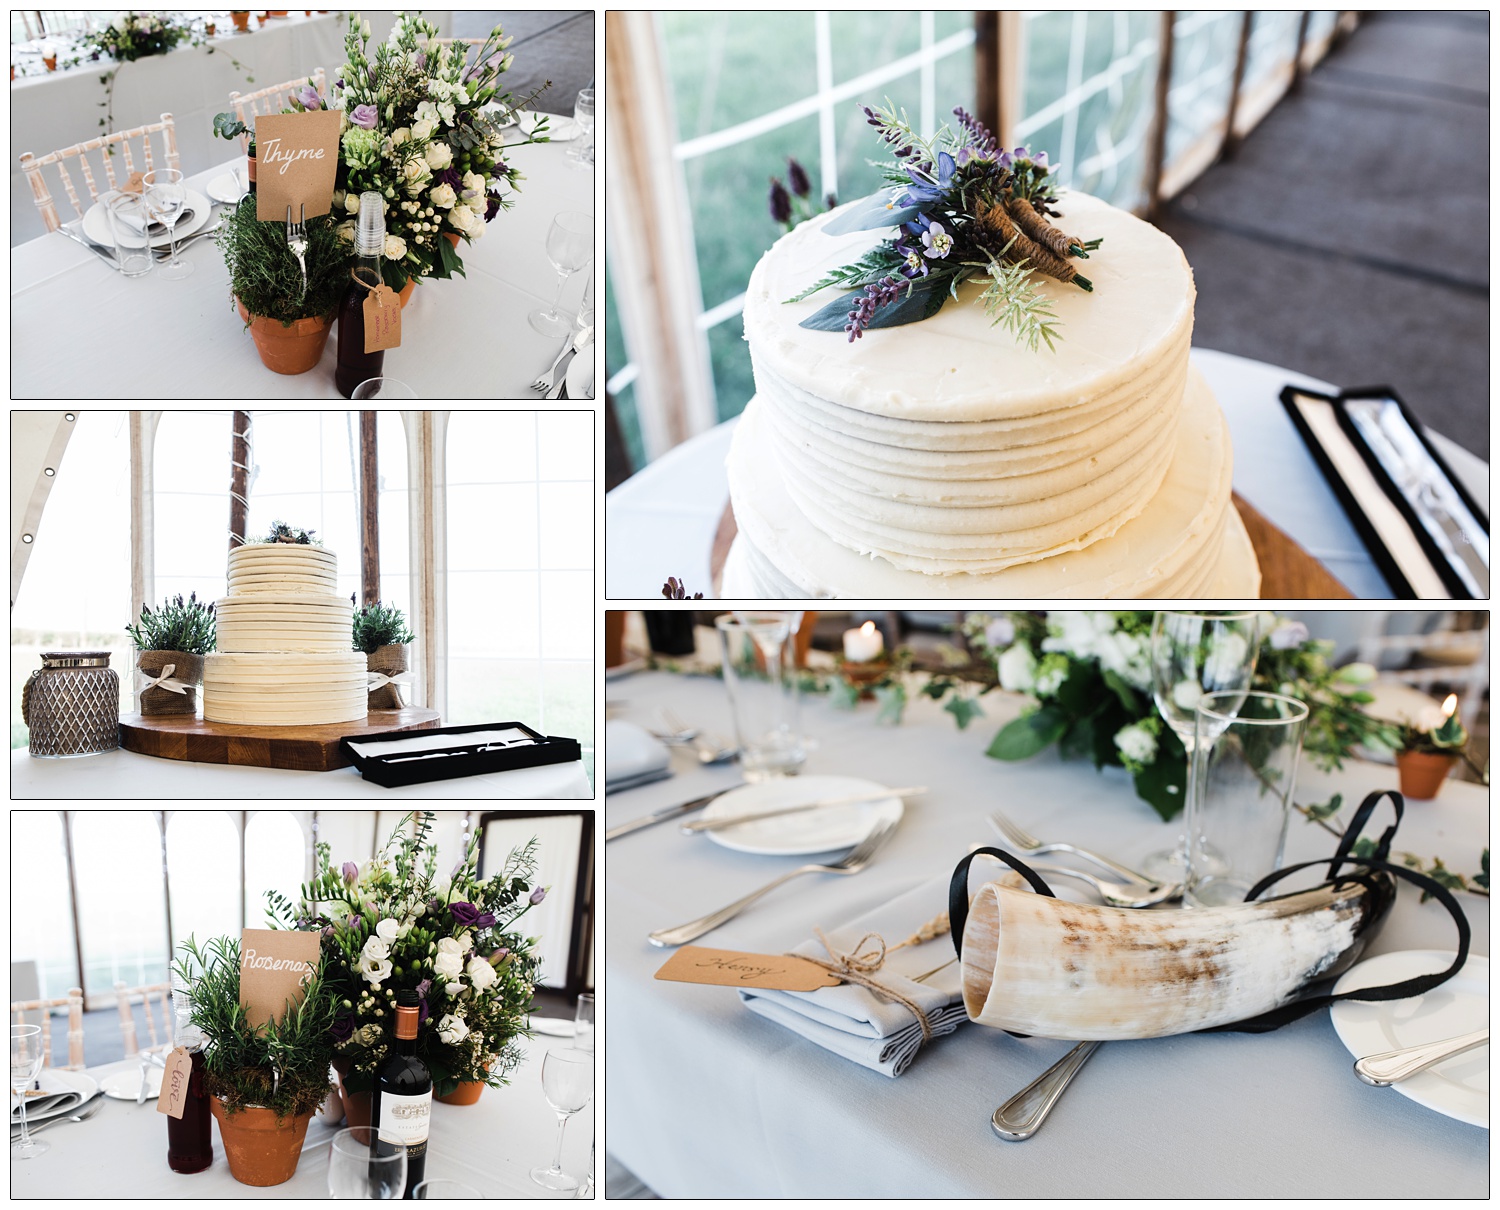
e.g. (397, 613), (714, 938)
(377, 1090), (431, 1146)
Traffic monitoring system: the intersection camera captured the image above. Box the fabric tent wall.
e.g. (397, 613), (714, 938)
(11, 412), (77, 605)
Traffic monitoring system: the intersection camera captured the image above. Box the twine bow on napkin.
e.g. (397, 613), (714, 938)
(798, 929), (935, 1043)
(136, 663), (191, 695)
(366, 670), (412, 691)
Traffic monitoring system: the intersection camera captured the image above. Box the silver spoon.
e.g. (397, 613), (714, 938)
(11, 1098), (103, 1136)
(992, 1041), (1100, 1141)
(1355, 1028), (1488, 1086)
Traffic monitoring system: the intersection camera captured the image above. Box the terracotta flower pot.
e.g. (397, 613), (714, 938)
(236, 298), (332, 375)
(435, 1080), (485, 1106)
(231, 11), (250, 31)
(443, 231), (460, 249)
(246, 152), (256, 189)
(209, 1099), (314, 1187)
(332, 1060), (373, 1130)
(398, 277), (415, 309)
(1396, 750), (1458, 800)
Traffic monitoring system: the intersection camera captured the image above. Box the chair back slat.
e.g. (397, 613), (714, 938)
(17, 113), (179, 232)
(10, 989), (85, 1070)
(114, 981), (175, 1057)
(230, 68), (328, 134)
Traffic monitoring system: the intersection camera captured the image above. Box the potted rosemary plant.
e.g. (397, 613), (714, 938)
(217, 195), (351, 375)
(172, 935), (338, 1187)
(353, 602), (416, 710)
(125, 593), (216, 716)
(1395, 704), (1480, 799)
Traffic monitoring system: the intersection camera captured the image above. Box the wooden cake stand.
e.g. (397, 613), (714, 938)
(119, 708), (443, 772)
(709, 494), (1352, 599)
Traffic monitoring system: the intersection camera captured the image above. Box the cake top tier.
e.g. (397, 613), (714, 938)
(227, 543), (338, 595)
(742, 191), (1195, 423)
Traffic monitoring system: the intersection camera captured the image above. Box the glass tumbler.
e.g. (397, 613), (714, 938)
(105, 190), (155, 277)
(716, 613), (805, 781)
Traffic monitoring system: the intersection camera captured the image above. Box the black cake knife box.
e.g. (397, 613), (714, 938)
(340, 721), (583, 788)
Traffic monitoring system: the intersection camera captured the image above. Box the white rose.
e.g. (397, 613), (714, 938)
(403, 158), (427, 182)
(412, 118), (437, 142)
(997, 644), (1036, 694)
(345, 193), (361, 214)
(362, 934), (390, 962)
(465, 219), (485, 241)
(337, 220), (355, 243)
(391, 127), (410, 146)
(466, 956), (497, 991)
(461, 170), (486, 200)
(429, 183), (456, 209)
(375, 918), (399, 943)
(436, 1014), (469, 1044)
(425, 141), (452, 170)
(436, 937), (463, 954)
(449, 203), (476, 233)
(433, 949), (464, 980)
(384, 234), (407, 260)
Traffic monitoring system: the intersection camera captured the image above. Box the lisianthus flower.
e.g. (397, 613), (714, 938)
(361, 956), (392, 986)
(466, 955), (497, 991)
(296, 84), (322, 110)
(350, 103), (378, 129)
(341, 861), (359, 883)
(330, 1013), (355, 1043)
(450, 902), (495, 930)
(436, 1014), (469, 1044)
(375, 918), (399, 943)
(529, 885), (547, 905)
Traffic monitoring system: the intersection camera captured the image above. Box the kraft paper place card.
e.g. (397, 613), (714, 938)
(255, 109), (342, 222)
(654, 946), (842, 992)
(240, 928), (321, 1028)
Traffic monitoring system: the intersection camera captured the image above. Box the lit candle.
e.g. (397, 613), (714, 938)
(843, 619), (884, 663)
(1441, 694), (1458, 720)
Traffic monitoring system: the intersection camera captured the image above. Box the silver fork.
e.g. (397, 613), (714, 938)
(660, 706), (736, 765)
(1020, 862), (1180, 908)
(648, 816), (899, 947)
(988, 809), (1154, 887)
(285, 203), (308, 299)
(531, 336), (575, 393)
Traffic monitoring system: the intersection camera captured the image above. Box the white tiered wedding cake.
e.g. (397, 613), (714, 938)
(723, 191), (1261, 598)
(201, 543), (368, 726)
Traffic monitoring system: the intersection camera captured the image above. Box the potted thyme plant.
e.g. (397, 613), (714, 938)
(172, 935), (338, 1187)
(217, 195), (351, 375)
(353, 602), (416, 710)
(125, 592), (216, 716)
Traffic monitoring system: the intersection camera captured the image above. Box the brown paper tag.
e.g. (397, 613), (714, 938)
(363, 282), (402, 353)
(254, 108), (341, 222)
(654, 946), (842, 992)
(240, 927), (321, 1029)
(155, 1046), (192, 1119)
(120, 172), (146, 196)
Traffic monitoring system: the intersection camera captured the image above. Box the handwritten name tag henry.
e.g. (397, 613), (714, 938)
(255, 109), (342, 222)
(240, 927), (321, 1028)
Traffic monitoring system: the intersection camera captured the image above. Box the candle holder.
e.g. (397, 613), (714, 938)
(838, 657), (891, 700)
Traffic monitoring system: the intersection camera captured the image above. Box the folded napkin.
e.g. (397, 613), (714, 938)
(605, 719), (671, 792)
(11, 1070), (83, 1122)
(740, 873), (969, 1077)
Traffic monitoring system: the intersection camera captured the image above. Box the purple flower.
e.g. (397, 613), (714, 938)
(437, 167), (463, 192)
(844, 276), (905, 342)
(450, 902), (497, 930)
(921, 220), (953, 260)
(296, 84), (322, 111)
(895, 241), (928, 279)
(350, 104), (378, 130)
(768, 177), (791, 224)
(529, 886), (547, 905)
(901, 150), (955, 206)
(985, 617), (1016, 648)
(321, 925), (336, 939)
(330, 1013), (355, 1043)
(1270, 620), (1310, 650)
(786, 157), (810, 199)
(484, 195), (500, 223)
(488, 947), (510, 966)
(342, 861), (359, 884)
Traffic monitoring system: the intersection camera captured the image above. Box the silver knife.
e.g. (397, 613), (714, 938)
(546, 349), (578, 399)
(55, 225), (121, 271)
(606, 785), (741, 841)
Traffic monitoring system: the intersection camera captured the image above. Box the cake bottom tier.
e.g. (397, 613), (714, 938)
(723, 365), (1261, 599)
(202, 652), (370, 726)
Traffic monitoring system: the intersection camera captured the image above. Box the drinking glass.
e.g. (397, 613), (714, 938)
(143, 167), (192, 280)
(11, 1025), (49, 1159)
(351, 377), (419, 400)
(328, 1125), (407, 1199)
(1186, 691), (1310, 908)
(574, 993), (594, 1054)
(103, 190), (155, 278)
(569, 87), (595, 166)
(530, 1047), (593, 1192)
(1142, 610), (1263, 881)
(528, 210), (593, 336)
(716, 612), (806, 781)
(412, 1179), (484, 1198)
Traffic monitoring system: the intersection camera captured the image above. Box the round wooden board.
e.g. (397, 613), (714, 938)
(709, 495), (1352, 599)
(118, 708), (443, 771)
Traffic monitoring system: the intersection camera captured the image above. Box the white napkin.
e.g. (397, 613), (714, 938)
(739, 873), (968, 1077)
(605, 719), (671, 791)
(11, 1070), (83, 1122)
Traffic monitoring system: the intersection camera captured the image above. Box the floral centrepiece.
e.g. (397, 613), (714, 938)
(72, 12), (195, 63)
(328, 12), (551, 291)
(788, 100), (1102, 349)
(266, 812), (545, 1097)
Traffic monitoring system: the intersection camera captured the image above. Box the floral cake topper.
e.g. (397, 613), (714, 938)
(789, 101), (1100, 350)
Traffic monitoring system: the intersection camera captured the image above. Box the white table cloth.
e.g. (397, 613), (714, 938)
(604, 349), (1489, 599)
(10, 1031), (592, 1198)
(605, 669), (1489, 1198)
(12, 747), (593, 800)
(11, 137), (595, 398)
(10, 12), (444, 246)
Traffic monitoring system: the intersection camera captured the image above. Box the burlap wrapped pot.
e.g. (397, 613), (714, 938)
(138, 650), (203, 715)
(366, 644), (408, 710)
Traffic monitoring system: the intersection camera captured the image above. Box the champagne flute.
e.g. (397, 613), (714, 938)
(328, 1125), (407, 1198)
(11, 1025), (49, 1159)
(573, 993), (594, 1054)
(1142, 610), (1263, 881)
(528, 210), (593, 336)
(570, 87), (595, 165)
(530, 1047), (593, 1192)
(143, 166), (193, 281)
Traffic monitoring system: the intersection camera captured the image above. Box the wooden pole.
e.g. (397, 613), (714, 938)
(61, 812), (89, 1004)
(1220, 11), (1255, 160)
(359, 411), (380, 605)
(995, 11), (1023, 152)
(1145, 11), (1176, 221)
(974, 12), (1000, 140)
(228, 410), (250, 550)
(1291, 10), (1311, 93)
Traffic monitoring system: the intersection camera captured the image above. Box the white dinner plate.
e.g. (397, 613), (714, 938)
(566, 341), (595, 398)
(100, 1064), (164, 1101)
(82, 187), (214, 250)
(604, 656), (647, 680)
(11, 1068), (99, 1125)
(1330, 950), (1488, 1128)
(700, 774), (903, 856)
(206, 171), (247, 203)
(541, 116), (583, 141)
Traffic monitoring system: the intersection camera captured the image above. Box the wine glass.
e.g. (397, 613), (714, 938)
(351, 377), (419, 400)
(530, 1047), (593, 1192)
(573, 993), (594, 1054)
(528, 210), (593, 336)
(412, 1179), (484, 1198)
(1142, 610), (1263, 881)
(569, 87), (595, 166)
(328, 1125), (407, 1199)
(143, 167), (193, 280)
(11, 1025), (49, 1159)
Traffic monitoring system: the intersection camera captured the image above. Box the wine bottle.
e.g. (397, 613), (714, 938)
(166, 975), (213, 1174)
(371, 989), (431, 1199)
(335, 190), (387, 398)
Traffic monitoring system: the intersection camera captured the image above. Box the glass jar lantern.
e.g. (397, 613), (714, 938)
(22, 651), (120, 757)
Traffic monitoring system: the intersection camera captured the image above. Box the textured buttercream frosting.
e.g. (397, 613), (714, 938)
(201, 652), (369, 725)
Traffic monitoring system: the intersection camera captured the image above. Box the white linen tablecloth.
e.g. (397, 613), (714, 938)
(8, 1031), (592, 1198)
(605, 669), (1489, 1198)
(604, 349), (1489, 599)
(11, 139), (595, 398)
(11, 746), (593, 800)
(9, 12), (443, 247)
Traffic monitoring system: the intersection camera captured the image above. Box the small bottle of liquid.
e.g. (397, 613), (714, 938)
(336, 190), (387, 398)
(166, 971), (213, 1174)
